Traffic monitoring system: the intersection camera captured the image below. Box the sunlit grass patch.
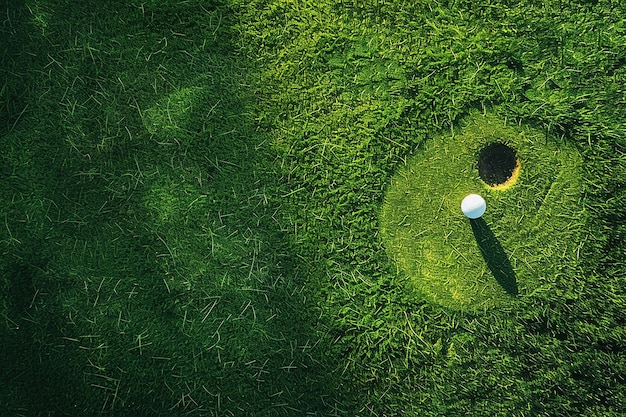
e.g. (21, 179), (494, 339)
(380, 111), (587, 310)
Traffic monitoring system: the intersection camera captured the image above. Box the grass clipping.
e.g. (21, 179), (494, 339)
(381, 112), (586, 310)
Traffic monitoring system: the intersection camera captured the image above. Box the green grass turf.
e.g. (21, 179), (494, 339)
(381, 111), (586, 310)
(2, 0), (626, 416)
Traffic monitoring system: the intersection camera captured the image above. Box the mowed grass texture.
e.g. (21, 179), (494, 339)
(2, 1), (626, 416)
(1, 1), (336, 415)
(381, 112), (586, 310)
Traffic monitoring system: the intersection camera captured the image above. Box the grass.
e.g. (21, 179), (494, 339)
(1, 0), (626, 416)
(380, 111), (586, 310)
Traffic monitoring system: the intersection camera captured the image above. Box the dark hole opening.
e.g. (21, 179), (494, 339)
(478, 143), (518, 186)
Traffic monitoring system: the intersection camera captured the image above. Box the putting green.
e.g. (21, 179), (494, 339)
(380, 112), (587, 310)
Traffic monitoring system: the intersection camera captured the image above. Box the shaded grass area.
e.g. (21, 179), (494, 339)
(1, 1), (342, 415)
(1, 0), (626, 416)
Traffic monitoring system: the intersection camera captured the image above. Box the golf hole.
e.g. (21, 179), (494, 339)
(478, 143), (520, 189)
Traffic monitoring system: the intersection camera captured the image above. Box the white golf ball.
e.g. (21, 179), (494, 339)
(461, 194), (486, 219)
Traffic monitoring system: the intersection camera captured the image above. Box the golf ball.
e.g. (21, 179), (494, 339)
(461, 194), (486, 219)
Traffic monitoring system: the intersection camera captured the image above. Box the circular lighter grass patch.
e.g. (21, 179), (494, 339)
(380, 112), (587, 310)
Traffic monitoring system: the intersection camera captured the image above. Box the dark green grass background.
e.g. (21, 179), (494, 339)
(2, 0), (626, 415)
